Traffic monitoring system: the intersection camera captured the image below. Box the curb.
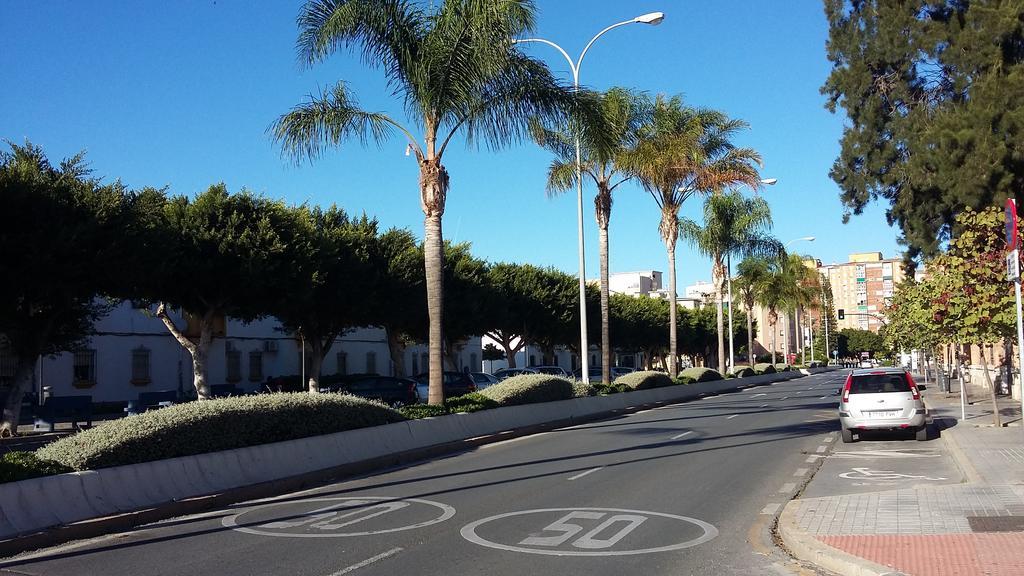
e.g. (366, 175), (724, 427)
(938, 423), (984, 485)
(777, 501), (908, 576)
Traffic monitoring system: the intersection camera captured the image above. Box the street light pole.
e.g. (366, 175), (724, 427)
(513, 11), (664, 384)
(783, 236), (815, 364)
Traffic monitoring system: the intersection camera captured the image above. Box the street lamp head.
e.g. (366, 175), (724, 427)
(804, 236), (817, 242)
(634, 12), (665, 25)
(760, 178), (778, 186)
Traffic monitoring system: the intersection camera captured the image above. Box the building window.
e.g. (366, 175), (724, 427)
(336, 352), (347, 375)
(366, 352), (377, 374)
(226, 350), (242, 382)
(73, 349), (97, 386)
(131, 347), (151, 384)
(248, 351), (263, 381)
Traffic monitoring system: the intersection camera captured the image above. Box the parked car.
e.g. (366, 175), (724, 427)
(469, 372), (499, 389)
(533, 366), (568, 377)
(493, 367), (538, 381)
(338, 376), (419, 407)
(571, 367), (604, 380)
(839, 368), (928, 443)
(414, 371), (476, 402)
(611, 367), (635, 377)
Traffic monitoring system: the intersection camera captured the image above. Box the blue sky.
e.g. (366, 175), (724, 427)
(1, 1), (901, 288)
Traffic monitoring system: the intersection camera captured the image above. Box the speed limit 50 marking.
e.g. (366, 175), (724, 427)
(460, 507), (717, 556)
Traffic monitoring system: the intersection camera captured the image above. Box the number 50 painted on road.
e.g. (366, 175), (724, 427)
(520, 511), (647, 549)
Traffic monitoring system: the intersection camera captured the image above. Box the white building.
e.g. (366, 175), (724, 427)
(609, 270), (663, 297)
(13, 302), (481, 404)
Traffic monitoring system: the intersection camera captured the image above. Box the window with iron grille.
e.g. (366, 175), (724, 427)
(131, 347), (151, 383)
(336, 351), (347, 375)
(248, 351), (263, 381)
(226, 350), (242, 382)
(73, 350), (96, 384)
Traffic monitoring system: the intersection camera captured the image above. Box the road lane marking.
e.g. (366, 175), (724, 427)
(671, 431), (694, 440)
(481, 432), (551, 449)
(726, 414), (739, 420)
(819, 396), (828, 400)
(816, 446), (828, 453)
(760, 503), (781, 515)
(568, 467), (604, 481)
(824, 436), (836, 443)
(781, 397), (788, 400)
(751, 393), (767, 398)
(760, 404), (769, 408)
(329, 547), (403, 575)
(805, 455), (821, 463)
(778, 483), (796, 493)
(793, 468), (809, 477)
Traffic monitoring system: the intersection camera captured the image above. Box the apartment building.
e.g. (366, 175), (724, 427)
(820, 252), (905, 333)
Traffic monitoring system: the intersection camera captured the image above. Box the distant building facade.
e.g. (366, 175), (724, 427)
(820, 252), (905, 333)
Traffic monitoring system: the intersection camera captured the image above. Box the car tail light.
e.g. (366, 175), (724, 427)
(906, 373), (920, 400)
(841, 374), (852, 403)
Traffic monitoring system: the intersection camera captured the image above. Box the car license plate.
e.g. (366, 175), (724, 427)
(867, 410), (900, 418)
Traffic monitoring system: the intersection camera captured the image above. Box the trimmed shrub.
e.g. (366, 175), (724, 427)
(37, 393), (406, 471)
(479, 374), (575, 406)
(445, 392), (500, 414)
(729, 365), (756, 378)
(399, 404), (448, 419)
(1, 451), (72, 484)
(774, 363), (791, 372)
(572, 380), (598, 398)
(753, 363), (776, 375)
(613, 370), (673, 391)
(680, 367), (724, 382)
(673, 376), (695, 385)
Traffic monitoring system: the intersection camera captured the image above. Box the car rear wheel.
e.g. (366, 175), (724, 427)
(915, 425), (929, 441)
(841, 425), (855, 443)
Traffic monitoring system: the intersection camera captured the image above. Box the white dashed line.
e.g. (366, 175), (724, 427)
(805, 455), (821, 463)
(781, 397), (789, 400)
(760, 503), (781, 515)
(760, 404), (769, 408)
(816, 445), (828, 453)
(329, 548), (403, 575)
(794, 468), (809, 477)
(726, 414), (739, 420)
(567, 467), (604, 481)
(751, 393), (767, 398)
(824, 436), (836, 443)
(779, 482), (796, 493)
(671, 431), (694, 440)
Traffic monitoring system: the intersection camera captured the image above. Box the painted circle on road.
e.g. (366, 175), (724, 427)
(223, 496), (455, 538)
(460, 507), (718, 556)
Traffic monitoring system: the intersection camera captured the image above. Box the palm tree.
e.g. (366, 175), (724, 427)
(753, 256), (794, 364)
(622, 95), (763, 377)
(272, 0), (598, 404)
(680, 192), (783, 373)
(787, 254), (822, 364)
(531, 87), (651, 385)
(735, 256), (773, 365)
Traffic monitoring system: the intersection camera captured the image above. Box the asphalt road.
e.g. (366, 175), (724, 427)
(0, 371), (850, 576)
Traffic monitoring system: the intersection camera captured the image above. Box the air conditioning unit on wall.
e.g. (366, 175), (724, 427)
(263, 340), (279, 353)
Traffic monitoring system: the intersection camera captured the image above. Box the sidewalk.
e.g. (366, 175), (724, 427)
(779, 380), (1024, 576)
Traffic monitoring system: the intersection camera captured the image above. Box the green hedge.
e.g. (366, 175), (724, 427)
(444, 392), (500, 413)
(572, 380), (598, 398)
(37, 393), (406, 471)
(399, 404), (448, 419)
(774, 363), (791, 372)
(729, 366), (756, 378)
(680, 367), (724, 382)
(612, 370), (673, 391)
(673, 376), (695, 385)
(479, 374), (575, 406)
(1, 451), (72, 484)
(753, 363), (776, 375)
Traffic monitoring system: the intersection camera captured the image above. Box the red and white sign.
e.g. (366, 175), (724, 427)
(1006, 198), (1018, 251)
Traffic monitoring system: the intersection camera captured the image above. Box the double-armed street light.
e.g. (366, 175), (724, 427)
(513, 12), (665, 383)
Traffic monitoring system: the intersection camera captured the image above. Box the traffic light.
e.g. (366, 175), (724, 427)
(838, 309), (845, 320)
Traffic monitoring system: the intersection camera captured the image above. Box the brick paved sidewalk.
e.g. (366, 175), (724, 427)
(779, 383), (1024, 575)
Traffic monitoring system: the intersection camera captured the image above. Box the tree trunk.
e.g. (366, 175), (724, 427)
(982, 344), (1002, 427)
(713, 258), (725, 374)
(599, 220), (612, 386)
(307, 336), (324, 394)
(746, 304), (755, 367)
(0, 358), (36, 437)
(420, 157), (448, 406)
(667, 244), (678, 378)
(156, 303), (211, 400)
(385, 328), (407, 377)
(782, 312), (790, 365)
(770, 310), (778, 364)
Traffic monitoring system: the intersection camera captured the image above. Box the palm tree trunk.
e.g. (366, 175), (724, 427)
(714, 260), (725, 374)
(782, 312), (790, 365)
(746, 304), (754, 367)
(599, 220), (611, 386)
(667, 244), (678, 378)
(770, 312), (778, 364)
(420, 157), (448, 406)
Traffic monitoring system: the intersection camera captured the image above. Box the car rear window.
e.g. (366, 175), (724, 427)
(850, 374), (910, 394)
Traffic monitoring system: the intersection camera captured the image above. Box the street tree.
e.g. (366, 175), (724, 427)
(735, 256), (773, 365)
(532, 87), (651, 385)
(622, 95), (762, 377)
(370, 228), (425, 378)
(152, 185), (295, 401)
(273, 0), (604, 404)
(822, 0), (1024, 263)
(679, 191), (782, 373)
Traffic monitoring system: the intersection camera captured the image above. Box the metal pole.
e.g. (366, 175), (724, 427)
(301, 334), (306, 392)
(1014, 251), (1024, 421)
(823, 285), (830, 366)
(809, 316), (815, 364)
(727, 254), (734, 371)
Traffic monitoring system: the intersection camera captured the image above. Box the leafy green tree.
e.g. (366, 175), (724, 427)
(622, 95), (763, 377)
(840, 329), (886, 359)
(680, 191), (782, 373)
(735, 256), (772, 364)
(822, 0), (1024, 262)
(152, 185), (295, 400)
(609, 293), (669, 369)
(811, 275), (837, 363)
(0, 142), (142, 435)
(272, 206), (380, 392)
(883, 279), (941, 358)
(532, 87), (651, 384)
(370, 228), (425, 377)
(273, 0), (603, 404)
(481, 343), (505, 372)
